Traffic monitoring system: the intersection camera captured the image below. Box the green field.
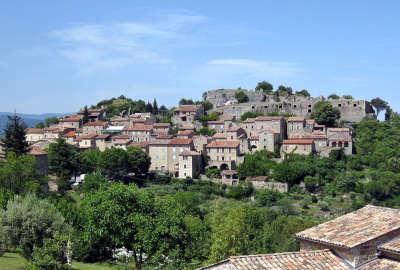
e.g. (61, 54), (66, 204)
(0, 252), (123, 270)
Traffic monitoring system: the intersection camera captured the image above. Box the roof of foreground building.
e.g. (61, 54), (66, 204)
(296, 205), (400, 249)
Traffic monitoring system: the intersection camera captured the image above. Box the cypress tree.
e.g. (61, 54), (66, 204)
(1, 114), (29, 156)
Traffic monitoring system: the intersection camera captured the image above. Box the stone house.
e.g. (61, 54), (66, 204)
(43, 127), (63, 140)
(178, 150), (201, 179)
(206, 140), (242, 170)
(152, 122), (170, 136)
(254, 116), (286, 140)
(287, 116), (306, 139)
(212, 132), (227, 141)
(75, 134), (97, 149)
(225, 127), (248, 153)
(281, 139), (315, 156)
(59, 115), (82, 129)
(26, 128), (44, 144)
(122, 124), (153, 143)
(0, 144), (4, 160)
(64, 130), (77, 145)
(109, 116), (131, 126)
(82, 121), (108, 135)
(77, 108), (104, 122)
(296, 205), (400, 269)
(111, 135), (132, 150)
(177, 129), (194, 139)
(192, 135), (210, 154)
(149, 138), (194, 176)
(207, 120), (225, 132)
(28, 147), (48, 176)
(249, 131), (281, 152)
(94, 134), (111, 151)
(221, 170), (239, 186)
(172, 105), (204, 126)
(327, 127), (352, 155)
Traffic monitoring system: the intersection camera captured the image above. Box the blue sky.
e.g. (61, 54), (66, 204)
(1, 1), (399, 113)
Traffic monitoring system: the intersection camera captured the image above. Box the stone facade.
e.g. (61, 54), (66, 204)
(172, 105), (204, 127)
(206, 140), (242, 170)
(178, 150), (202, 179)
(281, 139), (315, 156)
(204, 89), (375, 123)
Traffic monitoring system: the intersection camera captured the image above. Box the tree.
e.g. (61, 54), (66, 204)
(0, 194), (67, 258)
(310, 101), (340, 127)
(99, 148), (130, 181)
(371, 97), (388, 117)
(179, 98), (194, 105)
(79, 148), (101, 174)
(1, 114), (28, 156)
(276, 85), (293, 96)
(342, 94), (353, 99)
(202, 101), (213, 111)
(240, 111), (264, 121)
(152, 98), (159, 115)
(0, 152), (42, 194)
(48, 138), (80, 179)
(295, 89), (310, 97)
(328, 93), (340, 100)
(235, 90), (249, 103)
(82, 105), (90, 124)
(255, 81), (273, 94)
(80, 183), (191, 269)
(237, 151), (276, 179)
(197, 127), (217, 136)
(126, 146), (151, 176)
(145, 102), (153, 113)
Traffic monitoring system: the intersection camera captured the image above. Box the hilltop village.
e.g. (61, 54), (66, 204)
(21, 89), (373, 186)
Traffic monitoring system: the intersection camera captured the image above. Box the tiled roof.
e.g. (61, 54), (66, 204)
(95, 134), (110, 139)
(206, 140), (240, 148)
(379, 237), (400, 255)
(26, 128), (43, 134)
(288, 116), (306, 122)
(169, 138), (193, 145)
(124, 125), (153, 131)
(64, 130), (76, 138)
(112, 135), (130, 140)
(61, 115), (82, 122)
(202, 250), (349, 270)
(283, 139), (314, 145)
(212, 132), (227, 139)
(243, 118), (256, 123)
(28, 147), (47, 156)
(306, 119), (316, 124)
(296, 205), (400, 249)
(178, 130), (194, 136)
(83, 121), (106, 127)
(221, 170), (237, 176)
(358, 258), (400, 270)
(327, 127), (350, 132)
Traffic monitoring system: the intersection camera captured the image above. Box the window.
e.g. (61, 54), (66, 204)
(344, 141), (349, 147)
(222, 157), (225, 161)
(338, 104), (342, 107)
(184, 164), (186, 168)
(353, 104), (357, 107)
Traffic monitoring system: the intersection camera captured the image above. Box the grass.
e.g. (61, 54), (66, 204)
(0, 252), (124, 270)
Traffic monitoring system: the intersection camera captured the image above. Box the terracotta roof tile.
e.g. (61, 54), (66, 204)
(179, 150), (201, 156)
(83, 121), (107, 127)
(288, 116), (306, 122)
(283, 139), (314, 145)
(26, 128), (44, 134)
(174, 104), (202, 112)
(169, 138), (193, 145)
(379, 237), (400, 255)
(255, 116), (284, 121)
(207, 140), (240, 148)
(296, 205), (400, 249)
(205, 250), (350, 270)
(212, 132), (227, 139)
(153, 123), (170, 128)
(358, 258), (400, 270)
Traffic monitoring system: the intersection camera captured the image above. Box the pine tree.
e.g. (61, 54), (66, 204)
(145, 102), (153, 113)
(1, 114), (29, 156)
(152, 98), (159, 115)
(82, 105), (90, 124)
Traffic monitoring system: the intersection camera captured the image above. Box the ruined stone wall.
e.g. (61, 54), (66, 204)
(204, 89), (375, 123)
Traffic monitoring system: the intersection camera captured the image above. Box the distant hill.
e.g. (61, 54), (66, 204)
(0, 112), (69, 136)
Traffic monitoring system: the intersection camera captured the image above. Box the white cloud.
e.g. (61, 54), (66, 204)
(206, 58), (303, 78)
(49, 14), (206, 72)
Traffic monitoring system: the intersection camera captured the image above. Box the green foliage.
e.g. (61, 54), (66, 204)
(202, 101), (213, 111)
(328, 93), (340, 99)
(235, 90), (249, 103)
(79, 149), (102, 174)
(370, 97), (388, 117)
(205, 167), (221, 179)
(342, 94), (353, 99)
(199, 111), (219, 126)
(240, 111), (263, 121)
(197, 127), (217, 136)
(82, 106), (89, 124)
(28, 233), (69, 270)
(48, 138), (80, 178)
(0, 153), (42, 194)
(225, 182), (254, 200)
(310, 101), (341, 127)
(1, 115), (28, 156)
(179, 98), (195, 105)
(275, 85), (293, 96)
(255, 81), (273, 94)
(94, 96), (146, 118)
(238, 151), (276, 179)
(0, 194), (67, 259)
(80, 172), (108, 193)
(35, 117), (59, 128)
(255, 189), (283, 207)
(295, 89), (310, 97)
